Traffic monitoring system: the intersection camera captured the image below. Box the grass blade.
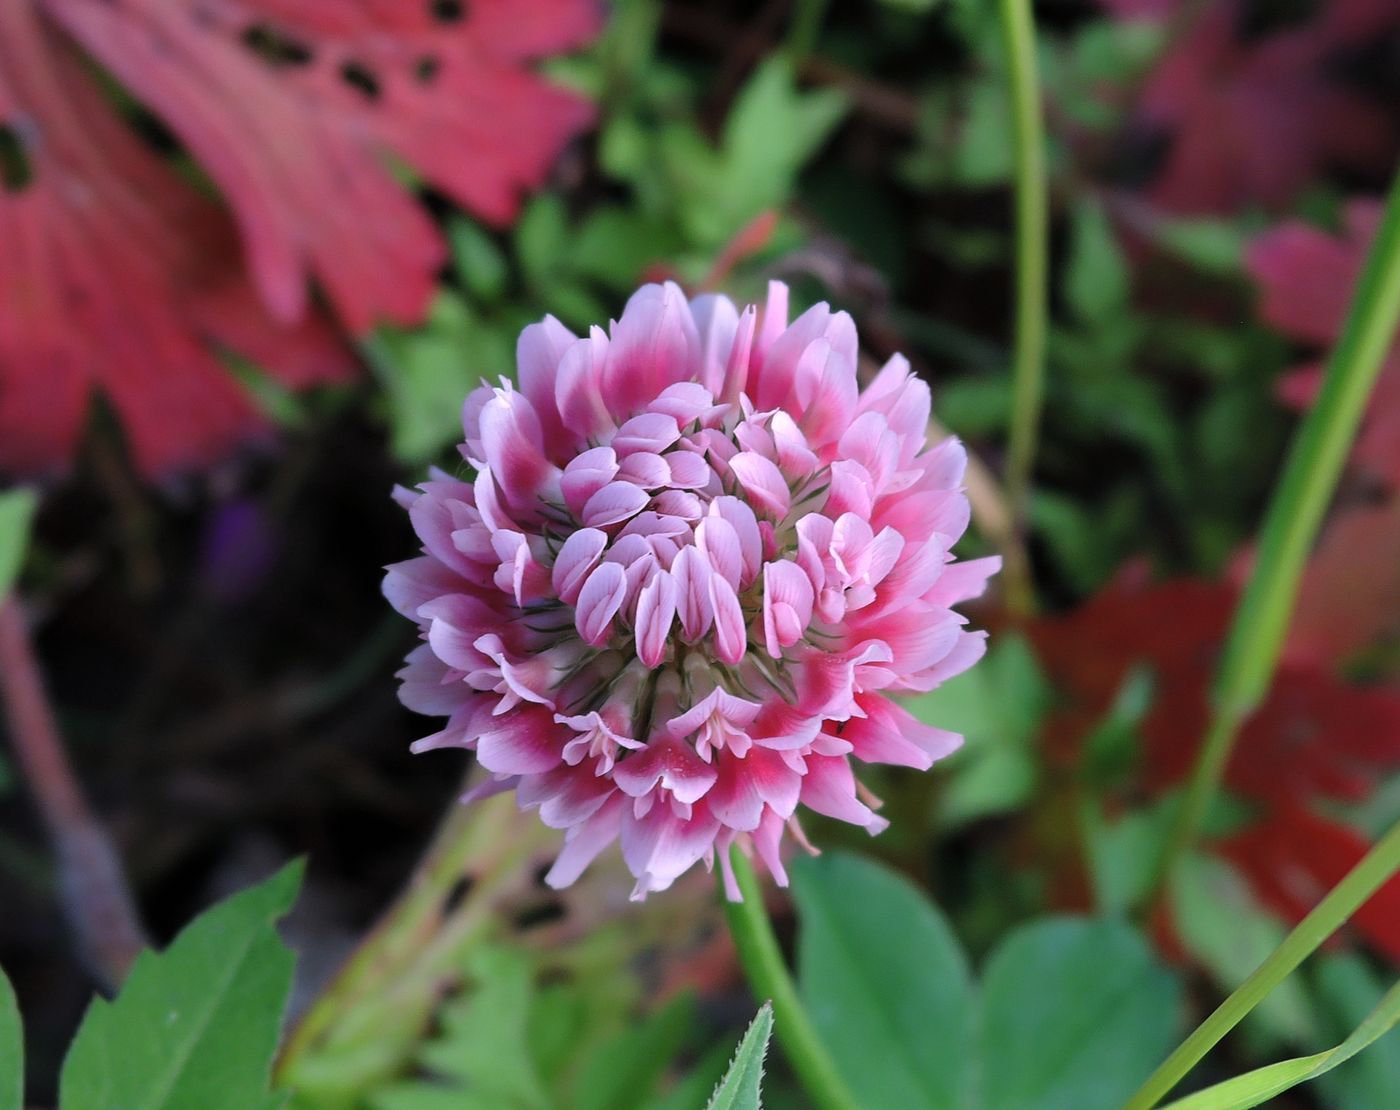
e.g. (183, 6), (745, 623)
(1161, 978), (1400, 1110)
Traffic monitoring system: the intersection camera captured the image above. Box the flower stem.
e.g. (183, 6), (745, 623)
(997, 0), (1049, 571)
(722, 847), (859, 1110)
(0, 596), (145, 988)
(1150, 164), (1400, 899)
(1126, 814), (1400, 1109)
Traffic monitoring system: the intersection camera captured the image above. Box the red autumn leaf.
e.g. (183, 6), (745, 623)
(1220, 804), (1400, 964)
(1286, 495), (1400, 669)
(1247, 199), (1400, 490)
(42, 0), (601, 332)
(0, 2), (352, 476)
(1108, 1), (1398, 215)
(1031, 572), (1400, 806)
(0, 0), (600, 476)
(1030, 571), (1400, 958)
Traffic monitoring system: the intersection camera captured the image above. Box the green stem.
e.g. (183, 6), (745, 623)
(723, 847), (859, 1110)
(1126, 815), (1400, 1109)
(277, 792), (547, 1093)
(998, 0), (1049, 551)
(1151, 165), (1400, 896)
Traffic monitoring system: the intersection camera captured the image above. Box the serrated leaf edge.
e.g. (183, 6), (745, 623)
(705, 1002), (773, 1110)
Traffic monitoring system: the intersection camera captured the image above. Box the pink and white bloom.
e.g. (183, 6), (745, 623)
(385, 282), (997, 899)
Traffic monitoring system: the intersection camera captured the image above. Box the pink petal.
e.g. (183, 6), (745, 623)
(551, 527), (608, 605)
(545, 793), (626, 889)
(560, 445), (618, 517)
(582, 481), (650, 528)
(479, 387), (560, 512)
(672, 547), (715, 640)
(612, 412), (682, 456)
(575, 561), (628, 645)
(613, 737), (718, 804)
(690, 293), (741, 394)
(696, 516), (744, 589)
(604, 282), (699, 420)
(729, 452), (791, 517)
(476, 706), (566, 775)
(634, 570), (678, 667)
(926, 555), (1002, 607)
(620, 802), (721, 898)
(708, 754), (765, 831)
(383, 556), (468, 620)
(555, 327), (616, 439)
(617, 451), (672, 489)
(666, 450), (713, 490)
(763, 560), (815, 658)
(709, 496), (763, 586)
(800, 754), (887, 832)
(708, 573), (748, 664)
(516, 315), (577, 456)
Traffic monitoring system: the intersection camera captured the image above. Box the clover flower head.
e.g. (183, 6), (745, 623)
(385, 282), (998, 899)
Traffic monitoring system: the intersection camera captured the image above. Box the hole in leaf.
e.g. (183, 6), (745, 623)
(415, 56), (441, 85)
(339, 60), (381, 101)
(430, 0), (467, 24)
(0, 123), (33, 193)
(441, 875), (473, 915)
(513, 898), (566, 931)
(241, 23), (314, 67)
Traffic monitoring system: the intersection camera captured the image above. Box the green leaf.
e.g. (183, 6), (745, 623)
(976, 918), (1183, 1110)
(60, 861), (303, 1110)
(366, 294), (503, 464)
(572, 993), (695, 1110)
(515, 195), (569, 289)
(0, 965), (22, 1110)
(1153, 218), (1251, 276)
(1080, 795), (1174, 919)
(1065, 196), (1129, 323)
(907, 635), (1049, 828)
(1171, 855), (1319, 1049)
(675, 57), (847, 247)
(0, 488), (37, 600)
(1162, 977), (1400, 1110)
(415, 947), (550, 1110)
(705, 1003), (773, 1110)
(792, 852), (973, 1110)
(448, 218), (509, 302)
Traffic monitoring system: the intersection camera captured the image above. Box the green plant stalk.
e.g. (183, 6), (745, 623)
(276, 791), (548, 1096)
(997, 0), (1049, 563)
(1126, 815), (1400, 1109)
(1151, 164), (1400, 897)
(723, 847), (859, 1110)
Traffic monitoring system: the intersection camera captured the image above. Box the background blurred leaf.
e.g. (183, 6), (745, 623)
(1313, 955), (1400, 1108)
(975, 917), (1183, 1110)
(0, 488), (37, 600)
(1065, 196), (1129, 324)
(367, 295), (506, 465)
(449, 219), (509, 304)
(0, 965), (21, 1110)
(704, 1003), (772, 1110)
(907, 635), (1049, 829)
(59, 862), (302, 1110)
(373, 939), (696, 1110)
(674, 57), (848, 248)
